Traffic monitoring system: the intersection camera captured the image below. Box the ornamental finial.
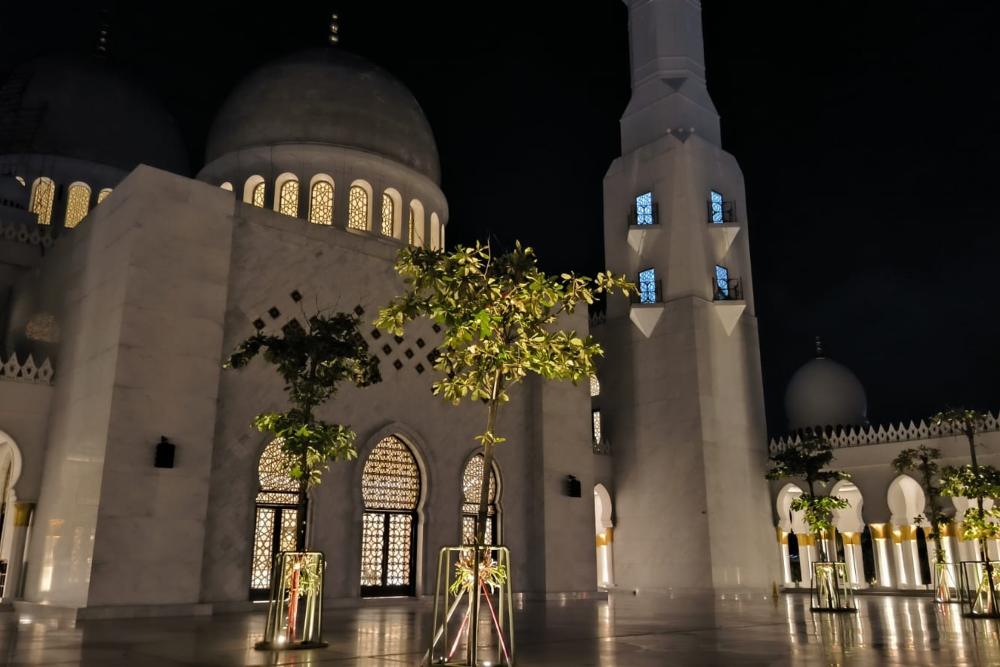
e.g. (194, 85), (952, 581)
(328, 13), (340, 44)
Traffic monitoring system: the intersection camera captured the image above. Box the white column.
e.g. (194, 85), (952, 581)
(2, 502), (33, 600)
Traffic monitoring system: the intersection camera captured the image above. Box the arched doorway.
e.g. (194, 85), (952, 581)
(0, 432), (23, 599)
(830, 480), (865, 588)
(360, 435), (421, 597)
(249, 439), (303, 600)
(461, 453), (501, 545)
(776, 484), (809, 585)
(594, 484), (614, 588)
(887, 474), (927, 588)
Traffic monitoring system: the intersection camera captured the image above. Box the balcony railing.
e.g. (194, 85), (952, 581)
(627, 202), (658, 227)
(713, 277), (743, 301)
(631, 279), (662, 304)
(707, 199), (737, 224)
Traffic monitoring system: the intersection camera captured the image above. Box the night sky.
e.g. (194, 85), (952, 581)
(2, 2), (998, 436)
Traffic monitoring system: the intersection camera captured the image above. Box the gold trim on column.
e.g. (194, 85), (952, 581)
(13, 502), (35, 527)
(776, 527), (787, 545)
(841, 531), (860, 545)
(869, 523), (886, 540)
(797, 534), (815, 546)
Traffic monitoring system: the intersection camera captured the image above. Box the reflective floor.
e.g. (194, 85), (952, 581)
(1, 593), (999, 666)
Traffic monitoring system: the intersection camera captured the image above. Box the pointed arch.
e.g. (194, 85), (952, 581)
(308, 174), (335, 225)
(381, 188), (402, 238)
(461, 451), (502, 545)
(97, 187), (113, 204)
(64, 182), (91, 228)
(248, 439), (303, 599)
(219, 182), (233, 192)
(360, 434), (422, 597)
(430, 212), (441, 250)
(29, 177), (55, 225)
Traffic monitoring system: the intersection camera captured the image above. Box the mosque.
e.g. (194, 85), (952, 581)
(0, 0), (993, 619)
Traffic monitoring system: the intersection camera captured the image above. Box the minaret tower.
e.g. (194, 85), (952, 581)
(595, 0), (777, 594)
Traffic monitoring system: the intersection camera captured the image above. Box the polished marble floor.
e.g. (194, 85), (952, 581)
(0, 593), (998, 666)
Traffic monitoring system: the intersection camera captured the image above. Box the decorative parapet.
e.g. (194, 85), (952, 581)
(0, 217), (55, 249)
(0, 352), (54, 384)
(769, 410), (1000, 454)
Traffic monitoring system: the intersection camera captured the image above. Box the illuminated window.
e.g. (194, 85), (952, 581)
(64, 182), (91, 228)
(639, 268), (658, 304)
(714, 264), (729, 299)
(590, 375), (600, 398)
(220, 182), (233, 192)
(461, 453), (500, 546)
(277, 177), (299, 217)
(348, 185), (369, 230)
(592, 410), (602, 445)
(29, 177), (55, 225)
(635, 191), (654, 225)
(309, 179), (334, 225)
(710, 190), (724, 224)
(430, 213), (441, 250)
(380, 192), (393, 236)
(252, 182), (265, 207)
(97, 188), (112, 204)
(408, 207), (415, 245)
(249, 439), (302, 599)
(360, 435), (420, 597)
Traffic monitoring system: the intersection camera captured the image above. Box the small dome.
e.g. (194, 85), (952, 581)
(0, 56), (188, 174)
(0, 176), (27, 209)
(205, 48), (440, 183)
(785, 352), (867, 431)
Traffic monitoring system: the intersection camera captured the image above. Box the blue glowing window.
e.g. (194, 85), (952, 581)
(715, 265), (729, 298)
(635, 192), (654, 225)
(639, 268), (657, 304)
(710, 190), (724, 224)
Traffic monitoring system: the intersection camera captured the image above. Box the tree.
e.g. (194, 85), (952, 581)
(891, 446), (945, 564)
(376, 241), (634, 547)
(933, 408), (1000, 613)
(225, 312), (381, 643)
(226, 313), (381, 532)
(766, 435), (851, 561)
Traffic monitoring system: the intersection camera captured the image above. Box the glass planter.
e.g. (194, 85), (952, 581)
(428, 545), (514, 666)
(810, 562), (856, 613)
(934, 561), (959, 603)
(255, 551), (327, 650)
(958, 560), (1000, 618)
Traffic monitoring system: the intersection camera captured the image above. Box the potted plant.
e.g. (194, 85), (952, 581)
(376, 241), (633, 665)
(933, 409), (1000, 617)
(891, 445), (954, 601)
(766, 435), (855, 612)
(225, 313), (381, 648)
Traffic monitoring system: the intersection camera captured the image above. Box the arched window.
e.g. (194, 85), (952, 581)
(380, 193), (394, 236)
(348, 184), (369, 230)
(64, 182), (91, 228)
(407, 207), (415, 245)
(97, 188), (113, 204)
(275, 173), (299, 217)
(430, 213), (441, 250)
(409, 200), (424, 247)
(29, 177), (55, 225)
(249, 439), (303, 600)
(462, 453), (500, 545)
(220, 182), (233, 192)
(590, 375), (601, 397)
(308, 177), (334, 225)
(360, 435), (421, 597)
(244, 176), (266, 207)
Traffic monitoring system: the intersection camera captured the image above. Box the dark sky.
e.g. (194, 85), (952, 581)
(2, 2), (998, 436)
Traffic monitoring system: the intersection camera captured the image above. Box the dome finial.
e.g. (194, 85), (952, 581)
(95, 9), (112, 57)
(815, 336), (824, 358)
(328, 13), (340, 45)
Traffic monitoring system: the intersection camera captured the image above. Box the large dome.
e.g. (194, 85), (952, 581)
(785, 353), (868, 431)
(205, 49), (440, 183)
(0, 56), (188, 174)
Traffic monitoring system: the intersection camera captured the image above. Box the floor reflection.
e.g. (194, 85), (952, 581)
(0, 594), (999, 665)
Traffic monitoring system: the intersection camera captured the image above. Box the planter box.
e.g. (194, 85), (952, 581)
(428, 545), (514, 666)
(256, 551), (327, 649)
(810, 562), (856, 613)
(958, 560), (1000, 618)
